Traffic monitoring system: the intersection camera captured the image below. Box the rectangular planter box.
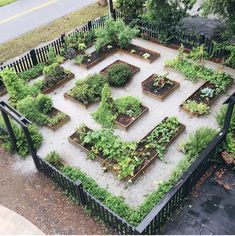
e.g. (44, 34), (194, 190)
(142, 74), (180, 101)
(46, 107), (70, 131)
(42, 73), (75, 94)
(118, 44), (160, 63)
(115, 105), (149, 130)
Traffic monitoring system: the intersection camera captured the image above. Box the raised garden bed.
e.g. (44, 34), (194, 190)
(42, 72), (75, 94)
(68, 117), (185, 182)
(46, 107), (70, 131)
(115, 105), (148, 130)
(180, 81), (223, 117)
(100, 60), (140, 82)
(64, 90), (90, 109)
(142, 74), (180, 101)
(119, 44), (160, 63)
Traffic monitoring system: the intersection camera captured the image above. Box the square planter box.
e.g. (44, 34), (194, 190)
(42, 73), (75, 94)
(119, 44), (160, 63)
(142, 74), (180, 101)
(100, 60), (140, 86)
(46, 107), (70, 131)
(115, 105), (149, 130)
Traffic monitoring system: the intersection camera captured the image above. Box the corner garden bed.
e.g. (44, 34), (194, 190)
(142, 73), (180, 101)
(68, 117), (185, 182)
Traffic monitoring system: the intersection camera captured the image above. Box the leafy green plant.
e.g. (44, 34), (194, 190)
(19, 64), (45, 81)
(188, 45), (209, 63)
(45, 151), (64, 169)
(47, 47), (64, 65)
(216, 104), (235, 131)
(183, 100), (210, 115)
(115, 96), (142, 117)
(142, 53), (151, 59)
(0, 117), (43, 158)
(68, 73), (107, 105)
(75, 55), (85, 65)
(95, 18), (139, 51)
(179, 127), (217, 160)
(153, 73), (172, 89)
(48, 112), (67, 127)
(92, 84), (117, 128)
(200, 87), (214, 98)
(106, 63), (132, 87)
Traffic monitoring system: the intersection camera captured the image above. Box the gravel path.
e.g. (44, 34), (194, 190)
(0, 148), (109, 235)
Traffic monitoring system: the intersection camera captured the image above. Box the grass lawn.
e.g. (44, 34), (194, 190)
(0, 0), (16, 7)
(0, 3), (108, 63)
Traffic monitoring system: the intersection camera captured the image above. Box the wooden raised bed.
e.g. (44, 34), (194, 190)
(142, 74), (180, 101)
(115, 105), (148, 130)
(42, 73), (75, 94)
(68, 117), (185, 182)
(119, 44), (160, 63)
(180, 81), (222, 117)
(46, 107), (70, 131)
(64, 90), (93, 109)
(100, 60), (140, 84)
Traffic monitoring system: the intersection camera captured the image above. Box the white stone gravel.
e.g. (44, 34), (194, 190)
(3, 38), (235, 208)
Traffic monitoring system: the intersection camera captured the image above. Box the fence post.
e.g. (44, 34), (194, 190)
(61, 33), (65, 44)
(29, 49), (38, 66)
(75, 180), (86, 206)
(87, 20), (92, 31)
(1, 110), (18, 152)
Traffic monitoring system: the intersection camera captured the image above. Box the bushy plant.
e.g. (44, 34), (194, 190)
(216, 104), (235, 131)
(68, 74), (107, 104)
(115, 96), (142, 117)
(153, 73), (172, 89)
(19, 64), (45, 81)
(92, 84), (117, 128)
(179, 127), (217, 160)
(183, 100), (210, 115)
(188, 45), (209, 63)
(106, 63), (132, 87)
(48, 112), (67, 127)
(75, 55), (85, 65)
(200, 87), (214, 98)
(45, 151), (64, 169)
(95, 18), (139, 51)
(0, 117), (43, 158)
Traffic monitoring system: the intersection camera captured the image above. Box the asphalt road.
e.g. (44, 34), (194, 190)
(0, 0), (97, 44)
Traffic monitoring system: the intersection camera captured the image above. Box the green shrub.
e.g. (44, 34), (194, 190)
(95, 18), (139, 51)
(0, 117), (43, 158)
(36, 94), (53, 114)
(188, 45), (209, 63)
(47, 47), (64, 65)
(115, 96), (142, 117)
(48, 112), (67, 127)
(45, 151), (64, 169)
(68, 74), (107, 104)
(92, 84), (117, 128)
(179, 127), (217, 160)
(183, 100), (210, 115)
(19, 64), (45, 81)
(75, 55), (85, 65)
(106, 63), (132, 87)
(216, 104), (235, 131)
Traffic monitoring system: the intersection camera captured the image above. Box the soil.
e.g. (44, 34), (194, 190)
(0, 148), (109, 235)
(142, 74), (177, 96)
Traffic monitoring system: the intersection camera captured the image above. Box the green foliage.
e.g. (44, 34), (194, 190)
(45, 151), (64, 169)
(224, 45), (235, 68)
(115, 0), (145, 18)
(179, 127), (217, 160)
(47, 47), (64, 65)
(48, 112), (67, 127)
(95, 18), (139, 51)
(115, 96), (142, 117)
(143, 0), (196, 43)
(0, 117), (43, 158)
(92, 84), (117, 128)
(75, 55), (85, 65)
(225, 132), (235, 154)
(17, 94), (53, 126)
(19, 64), (45, 81)
(216, 104), (235, 131)
(153, 73), (172, 89)
(183, 100), (210, 115)
(68, 74), (107, 105)
(106, 63), (132, 87)
(188, 45), (209, 63)
(200, 87), (214, 98)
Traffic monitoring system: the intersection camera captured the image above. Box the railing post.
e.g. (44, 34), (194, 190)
(21, 125), (40, 170)
(87, 20), (92, 31)
(29, 49), (38, 67)
(223, 92), (235, 133)
(1, 110), (18, 152)
(75, 180), (86, 206)
(61, 33), (65, 44)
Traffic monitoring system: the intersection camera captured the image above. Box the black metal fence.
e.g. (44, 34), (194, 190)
(1, 92), (235, 234)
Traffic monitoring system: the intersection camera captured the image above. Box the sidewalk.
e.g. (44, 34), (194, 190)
(0, 205), (44, 235)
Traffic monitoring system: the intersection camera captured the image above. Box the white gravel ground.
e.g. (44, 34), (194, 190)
(4, 38), (235, 208)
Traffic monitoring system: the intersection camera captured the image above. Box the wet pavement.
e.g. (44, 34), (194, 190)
(164, 166), (235, 235)
(0, 148), (109, 235)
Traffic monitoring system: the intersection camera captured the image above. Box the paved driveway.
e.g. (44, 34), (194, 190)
(0, 0), (97, 44)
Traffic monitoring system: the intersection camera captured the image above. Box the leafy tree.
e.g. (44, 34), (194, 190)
(116, 0), (146, 18)
(143, 0), (196, 42)
(201, 0), (235, 37)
